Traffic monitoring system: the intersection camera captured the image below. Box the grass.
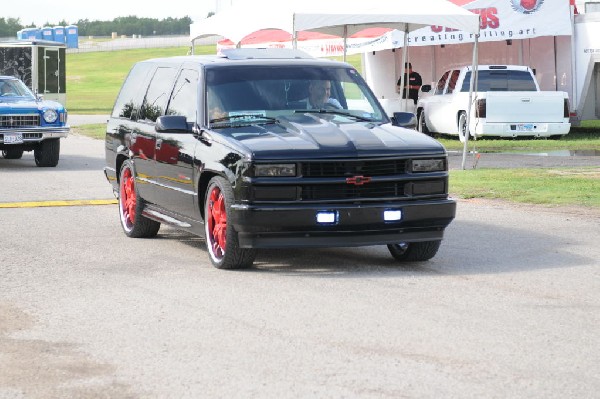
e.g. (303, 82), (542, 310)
(66, 45), (216, 113)
(438, 130), (600, 152)
(73, 124), (106, 139)
(450, 167), (600, 207)
(66, 46), (362, 114)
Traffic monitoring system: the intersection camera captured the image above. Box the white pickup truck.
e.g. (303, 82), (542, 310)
(416, 65), (571, 141)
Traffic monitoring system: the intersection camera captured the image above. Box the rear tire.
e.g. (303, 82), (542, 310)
(205, 176), (256, 269)
(118, 160), (161, 238)
(387, 241), (442, 262)
(458, 112), (470, 143)
(34, 139), (60, 167)
(2, 148), (24, 159)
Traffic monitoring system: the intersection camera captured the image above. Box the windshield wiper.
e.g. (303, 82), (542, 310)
(210, 114), (279, 125)
(294, 109), (376, 122)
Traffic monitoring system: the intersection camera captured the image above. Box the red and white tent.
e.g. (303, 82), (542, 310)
(190, 0), (481, 56)
(192, 0), (573, 58)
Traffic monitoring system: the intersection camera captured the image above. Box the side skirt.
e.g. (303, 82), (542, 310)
(142, 203), (205, 237)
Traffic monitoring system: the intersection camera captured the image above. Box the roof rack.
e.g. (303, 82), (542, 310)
(220, 48), (313, 60)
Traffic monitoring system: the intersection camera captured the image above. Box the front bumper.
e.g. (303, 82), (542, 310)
(0, 126), (70, 143)
(230, 199), (456, 248)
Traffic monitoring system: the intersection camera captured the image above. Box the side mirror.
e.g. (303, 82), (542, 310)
(155, 115), (190, 133)
(420, 84), (432, 93)
(391, 112), (417, 129)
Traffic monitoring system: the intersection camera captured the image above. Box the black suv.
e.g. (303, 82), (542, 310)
(104, 49), (455, 269)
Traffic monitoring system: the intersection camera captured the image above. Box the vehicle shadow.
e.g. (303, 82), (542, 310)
(159, 217), (593, 277)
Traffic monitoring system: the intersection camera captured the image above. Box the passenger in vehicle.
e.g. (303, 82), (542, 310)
(207, 86), (226, 121)
(301, 80), (342, 109)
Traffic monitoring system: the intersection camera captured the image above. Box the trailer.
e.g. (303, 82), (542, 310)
(0, 40), (66, 105)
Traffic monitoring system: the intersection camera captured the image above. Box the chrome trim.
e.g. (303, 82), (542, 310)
(143, 209), (192, 228)
(138, 176), (197, 196)
(0, 126), (70, 142)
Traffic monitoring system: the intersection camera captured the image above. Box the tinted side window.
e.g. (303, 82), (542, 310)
(461, 70), (538, 92)
(434, 71), (450, 95)
(111, 62), (152, 119)
(166, 69), (199, 122)
(140, 67), (178, 122)
(446, 70), (461, 94)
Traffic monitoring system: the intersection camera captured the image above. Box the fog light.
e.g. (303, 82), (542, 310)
(316, 211), (337, 224)
(384, 209), (402, 221)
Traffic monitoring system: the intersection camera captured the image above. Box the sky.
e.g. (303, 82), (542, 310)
(3, 0), (592, 27)
(3, 0), (216, 26)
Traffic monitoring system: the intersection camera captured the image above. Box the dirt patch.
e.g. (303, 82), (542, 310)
(0, 302), (139, 399)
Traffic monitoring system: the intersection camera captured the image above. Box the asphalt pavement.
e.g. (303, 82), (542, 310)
(68, 114), (109, 126)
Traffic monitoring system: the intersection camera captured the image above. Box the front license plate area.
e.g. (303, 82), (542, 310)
(3, 133), (24, 144)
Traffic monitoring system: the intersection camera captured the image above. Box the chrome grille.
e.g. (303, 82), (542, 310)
(0, 114), (40, 127)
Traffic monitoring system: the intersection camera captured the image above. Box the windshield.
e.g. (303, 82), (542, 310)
(0, 78), (36, 100)
(205, 65), (386, 127)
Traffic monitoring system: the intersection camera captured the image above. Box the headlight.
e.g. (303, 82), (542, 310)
(254, 163), (296, 177)
(43, 109), (58, 123)
(411, 159), (446, 173)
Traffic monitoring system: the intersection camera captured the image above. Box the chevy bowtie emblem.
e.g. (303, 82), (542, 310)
(346, 175), (371, 185)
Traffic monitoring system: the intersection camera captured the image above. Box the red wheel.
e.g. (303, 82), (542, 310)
(118, 160), (160, 238)
(120, 165), (137, 231)
(207, 185), (227, 259)
(204, 176), (256, 269)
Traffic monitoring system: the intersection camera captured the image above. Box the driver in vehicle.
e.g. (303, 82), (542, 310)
(303, 80), (342, 109)
(0, 82), (16, 96)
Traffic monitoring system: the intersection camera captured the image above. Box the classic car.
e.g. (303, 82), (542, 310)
(0, 75), (69, 166)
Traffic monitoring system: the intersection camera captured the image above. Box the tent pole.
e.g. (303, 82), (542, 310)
(293, 14), (298, 49)
(343, 25), (348, 62)
(399, 26), (409, 112)
(462, 34), (479, 170)
(570, 2), (577, 114)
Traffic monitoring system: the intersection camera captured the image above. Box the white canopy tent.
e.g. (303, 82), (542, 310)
(190, 0), (480, 49)
(189, 0), (481, 168)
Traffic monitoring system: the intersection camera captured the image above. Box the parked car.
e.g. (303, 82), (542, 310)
(0, 76), (69, 166)
(416, 65), (571, 141)
(104, 48), (456, 269)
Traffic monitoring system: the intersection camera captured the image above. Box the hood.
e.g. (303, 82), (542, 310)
(215, 114), (446, 160)
(0, 98), (65, 112)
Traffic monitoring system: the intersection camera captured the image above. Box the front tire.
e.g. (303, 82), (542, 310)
(34, 139), (60, 167)
(2, 148), (24, 159)
(118, 160), (160, 238)
(418, 110), (430, 135)
(387, 241), (442, 262)
(205, 176), (256, 269)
